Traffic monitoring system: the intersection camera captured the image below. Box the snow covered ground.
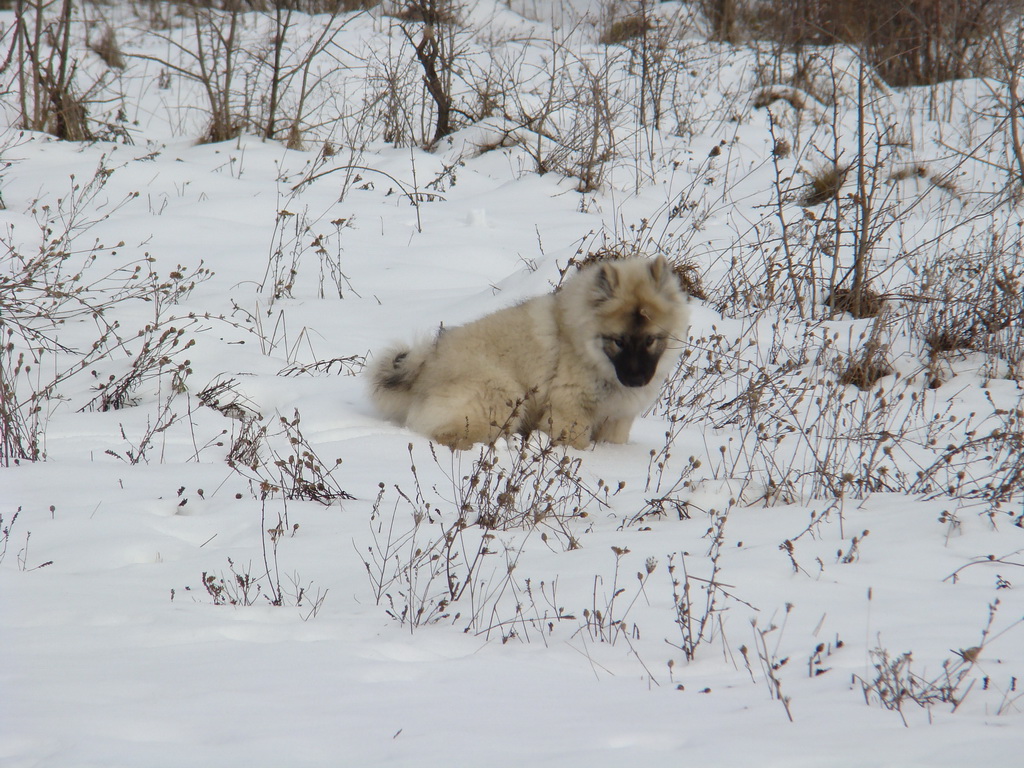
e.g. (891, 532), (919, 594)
(2, 2), (1023, 765)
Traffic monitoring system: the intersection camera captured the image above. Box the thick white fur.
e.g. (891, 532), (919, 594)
(369, 257), (689, 449)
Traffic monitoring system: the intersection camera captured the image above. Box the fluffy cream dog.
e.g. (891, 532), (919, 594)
(369, 256), (689, 449)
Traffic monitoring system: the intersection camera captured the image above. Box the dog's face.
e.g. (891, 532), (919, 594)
(600, 327), (670, 387)
(590, 257), (683, 388)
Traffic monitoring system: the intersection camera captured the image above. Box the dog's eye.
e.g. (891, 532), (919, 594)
(645, 335), (662, 350)
(603, 335), (624, 351)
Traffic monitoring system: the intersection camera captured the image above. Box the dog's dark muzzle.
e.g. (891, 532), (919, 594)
(611, 342), (659, 388)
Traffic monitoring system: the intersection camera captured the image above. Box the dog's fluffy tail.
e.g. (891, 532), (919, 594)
(368, 341), (430, 424)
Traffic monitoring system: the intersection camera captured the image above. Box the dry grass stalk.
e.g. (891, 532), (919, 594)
(802, 163), (848, 206)
(89, 26), (126, 70)
(600, 15), (651, 46)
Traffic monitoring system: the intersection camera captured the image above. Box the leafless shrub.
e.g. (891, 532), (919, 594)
(451, 433), (609, 551)
(913, 391), (1024, 509)
(0, 508), (21, 567)
(656, 319), (926, 502)
(361, 479), (446, 629)
(745, 613), (794, 721)
(4, 169), (143, 344)
(834, 307), (893, 389)
(657, 191), (1018, 508)
(483, 28), (631, 192)
(360, 430), (611, 635)
(386, 0), (459, 25)
(278, 354), (366, 377)
(129, 0), (246, 143)
(291, 0), (376, 11)
(987, 17), (1024, 198)
(748, 0), (1015, 87)
(202, 558), (264, 606)
(226, 413), (269, 469)
(622, 2), (704, 134)
(103, 387), (189, 466)
(544, 52), (624, 192)
(0, 163), (211, 465)
(230, 410), (354, 506)
(10, 0), (92, 140)
(909, 229), (1024, 376)
(0, 375), (35, 465)
(632, 453), (703, 526)
(261, 190), (357, 302)
(668, 503), (754, 661)
(835, 528), (870, 564)
(362, 35), (421, 146)
(255, 3), (358, 147)
(460, 51), (517, 125)
(199, 499), (327, 620)
(698, 0), (740, 43)
(944, 555), (1024, 585)
(574, 547), (656, 649)
(835, 345), (891, 390)
(464, 575), (581, 645)
(716, 67), (907, 322)
(85, 323), (196, 412)
(3, 506), (53, 572)
(854, 644), (975, 725)
(127, 0), (360, 145)
(674, 260), (707, 301)
(927, 173), (960, 198)
(396, 0), (464, 147)
(197, 376), (260, 422)
(777, 502), (839, 576)
(129, 0), (178, 30)
(359, 448), (499, 632)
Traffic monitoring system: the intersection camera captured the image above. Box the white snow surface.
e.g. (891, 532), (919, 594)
(2, 2), (1024, 766)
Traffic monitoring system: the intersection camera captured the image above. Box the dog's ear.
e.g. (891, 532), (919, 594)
(594, 262), (620, 301)
(649, 255), (670, 286)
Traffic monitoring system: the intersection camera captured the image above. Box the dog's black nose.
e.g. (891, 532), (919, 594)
(615, 365), (654, 387)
